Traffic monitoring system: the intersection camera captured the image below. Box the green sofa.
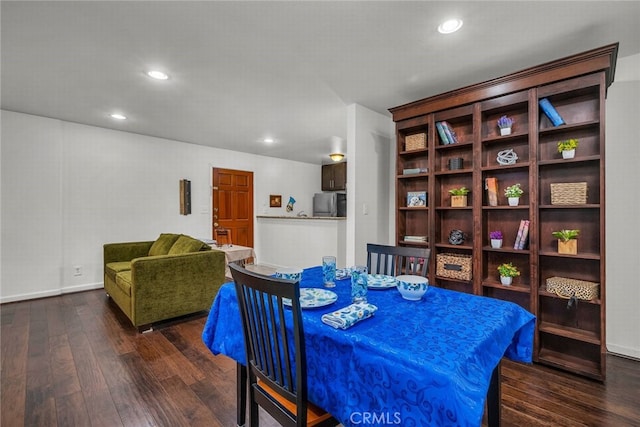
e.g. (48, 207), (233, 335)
(103, 233), (226, 331)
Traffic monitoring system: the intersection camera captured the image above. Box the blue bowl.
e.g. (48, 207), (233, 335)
(396, 275), (429, 301)
(275, 267), (303, 282)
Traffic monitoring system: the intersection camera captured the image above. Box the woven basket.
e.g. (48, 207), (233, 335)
(405, 133), (426, 151)
(546, 276), (599, 300)
(436, 253), (472, 281)
(550, 182), (587, 205)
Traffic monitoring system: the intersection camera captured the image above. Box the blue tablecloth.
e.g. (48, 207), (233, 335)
(202, 266), (535, 427)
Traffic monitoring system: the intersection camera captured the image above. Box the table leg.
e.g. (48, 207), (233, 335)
(486, 362), (501, 427)
(237, 362), (247, 427)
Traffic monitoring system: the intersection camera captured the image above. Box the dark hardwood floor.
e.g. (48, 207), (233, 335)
(1, 289), (639, 427)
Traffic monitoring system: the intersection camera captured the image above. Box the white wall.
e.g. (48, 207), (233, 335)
(0, 110), (320, 302)
(346, 104), (393, 266)
(605, 63), (640, 358)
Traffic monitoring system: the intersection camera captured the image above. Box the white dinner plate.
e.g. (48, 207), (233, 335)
(283, 288), (338, 309)
(367, 274), (398, 290)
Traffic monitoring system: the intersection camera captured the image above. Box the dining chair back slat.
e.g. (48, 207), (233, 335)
(366, 243), (431, 277)
(230, 263), (339, 427)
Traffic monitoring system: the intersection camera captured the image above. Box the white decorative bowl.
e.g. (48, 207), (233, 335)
(396, 275), (429, 301)
(275, 267), (303, 281)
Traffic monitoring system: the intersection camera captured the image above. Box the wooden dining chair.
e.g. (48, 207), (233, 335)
(214, 227), (232, 246)
(229, 263), (339, 427)
(366, 243), (431, 277)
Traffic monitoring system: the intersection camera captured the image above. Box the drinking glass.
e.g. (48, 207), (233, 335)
(322, 256), (337, 288)
(351, 265), (368, 303)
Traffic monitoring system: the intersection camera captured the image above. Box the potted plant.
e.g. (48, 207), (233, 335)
(448, 187), (470, 207)
(497, 115), (514, 136)
(504, 183), (523, 206)
(552, 229), (580, 254)
(557, 138), (579, 159)
(497, 262), (520, 286)
(489, 230), (503, 248)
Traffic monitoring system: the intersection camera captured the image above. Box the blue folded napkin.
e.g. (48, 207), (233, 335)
(321, 302), (378, 330)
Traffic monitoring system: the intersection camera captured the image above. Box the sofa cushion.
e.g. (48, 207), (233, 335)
(149, 233), (181, 256)
(168, 234), (205, 254)
(115, 270), (132, 297)
(105, 261), (132, 281)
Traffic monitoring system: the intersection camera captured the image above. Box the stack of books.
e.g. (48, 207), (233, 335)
(435, 121), (459, 145)
(404, 235), (428, 243)
(402, 167), (428, 175)
(514, 220), (530, 250)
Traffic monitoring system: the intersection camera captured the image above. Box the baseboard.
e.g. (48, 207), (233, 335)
(0, 282), (104, 304)
(607, 344), (640, 360)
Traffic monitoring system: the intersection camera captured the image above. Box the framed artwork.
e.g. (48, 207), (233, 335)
(270, 194), (282, 208)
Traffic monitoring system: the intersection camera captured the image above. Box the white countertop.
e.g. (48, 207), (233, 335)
(256, 215), (346, 220)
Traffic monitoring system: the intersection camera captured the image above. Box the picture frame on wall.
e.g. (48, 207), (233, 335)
(270, 194), (282, 207)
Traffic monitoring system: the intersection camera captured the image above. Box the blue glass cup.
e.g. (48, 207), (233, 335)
(351, 265), (368, 303)
(322, 256), (337, 288)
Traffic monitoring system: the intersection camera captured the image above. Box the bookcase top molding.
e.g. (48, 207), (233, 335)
(389, 43), (618, 122)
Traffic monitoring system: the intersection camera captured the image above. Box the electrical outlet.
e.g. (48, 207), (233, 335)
(73, 265), (82, 276)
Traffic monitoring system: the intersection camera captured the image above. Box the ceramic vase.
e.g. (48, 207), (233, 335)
(508, 197), (519, 206)
(500, 127), (512, 136)
(500, 276), (512, 286)
(562, 149), (575, 159)
(491, 239), (503, 249)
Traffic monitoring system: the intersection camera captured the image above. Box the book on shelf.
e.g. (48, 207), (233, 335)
(406, 191), (427, 207)
(513, 219), (530, 249)
(485, 177), (499, 207)
(404, 235), (428, 242)
(402, 167), (428, 175)
(517, 220), (530, 250)
(539, 98), (565, 126)
(435, 122), (450, 145)
(441, 121), (458, 144)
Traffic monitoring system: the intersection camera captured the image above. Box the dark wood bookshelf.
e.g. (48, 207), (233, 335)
(390, 43), (618, 381)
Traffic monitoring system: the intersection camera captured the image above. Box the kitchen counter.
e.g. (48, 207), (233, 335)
(255, 216), (346, 267)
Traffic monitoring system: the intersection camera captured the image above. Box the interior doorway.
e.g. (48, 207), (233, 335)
(212, 168), (254, 248)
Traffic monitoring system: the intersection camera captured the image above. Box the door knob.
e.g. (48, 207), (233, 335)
(214, 222), (219, 227)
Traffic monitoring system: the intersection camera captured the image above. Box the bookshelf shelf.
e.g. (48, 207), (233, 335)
(390, 44), (617, 381)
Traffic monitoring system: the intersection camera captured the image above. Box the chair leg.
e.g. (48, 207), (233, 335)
(237, 362), (247, 426)
(486, 362), (501, 427)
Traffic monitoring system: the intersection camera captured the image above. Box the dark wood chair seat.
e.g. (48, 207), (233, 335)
(230, 263), (340, 427)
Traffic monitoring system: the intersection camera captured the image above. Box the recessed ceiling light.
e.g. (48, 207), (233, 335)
(146, 70), (169, 80)
(110, 113), (127, 120)
(263, 138), (274, 143)
(438, 18), (463, 34)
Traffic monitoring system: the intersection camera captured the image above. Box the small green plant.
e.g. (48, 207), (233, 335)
(448, 187), (470, 196)
(552, 229), (580, 242)
(504, 183), (524, 198)
(557, 138), (579, 152)
(497, 262), (520, 278)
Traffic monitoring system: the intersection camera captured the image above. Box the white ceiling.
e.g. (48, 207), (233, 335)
(2, 1), (639, 165)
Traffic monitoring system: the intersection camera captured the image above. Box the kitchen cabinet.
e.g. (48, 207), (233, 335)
(322, 162), (347, 191)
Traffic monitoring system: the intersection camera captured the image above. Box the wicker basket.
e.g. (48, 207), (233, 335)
(550, 182), (587, 205)
(436, 253), (472, 281)
(405, 133), (426, 151)
(546, 276), (599, 300)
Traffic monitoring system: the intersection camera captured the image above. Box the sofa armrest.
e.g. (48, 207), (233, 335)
(104, 241), (154, 266)
(129, 250), (226, 325)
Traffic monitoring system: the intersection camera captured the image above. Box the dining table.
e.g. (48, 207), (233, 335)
(202, 266), (535, 427)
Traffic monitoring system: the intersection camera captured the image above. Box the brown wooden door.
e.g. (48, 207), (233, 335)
(212, 168), (254, 248)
